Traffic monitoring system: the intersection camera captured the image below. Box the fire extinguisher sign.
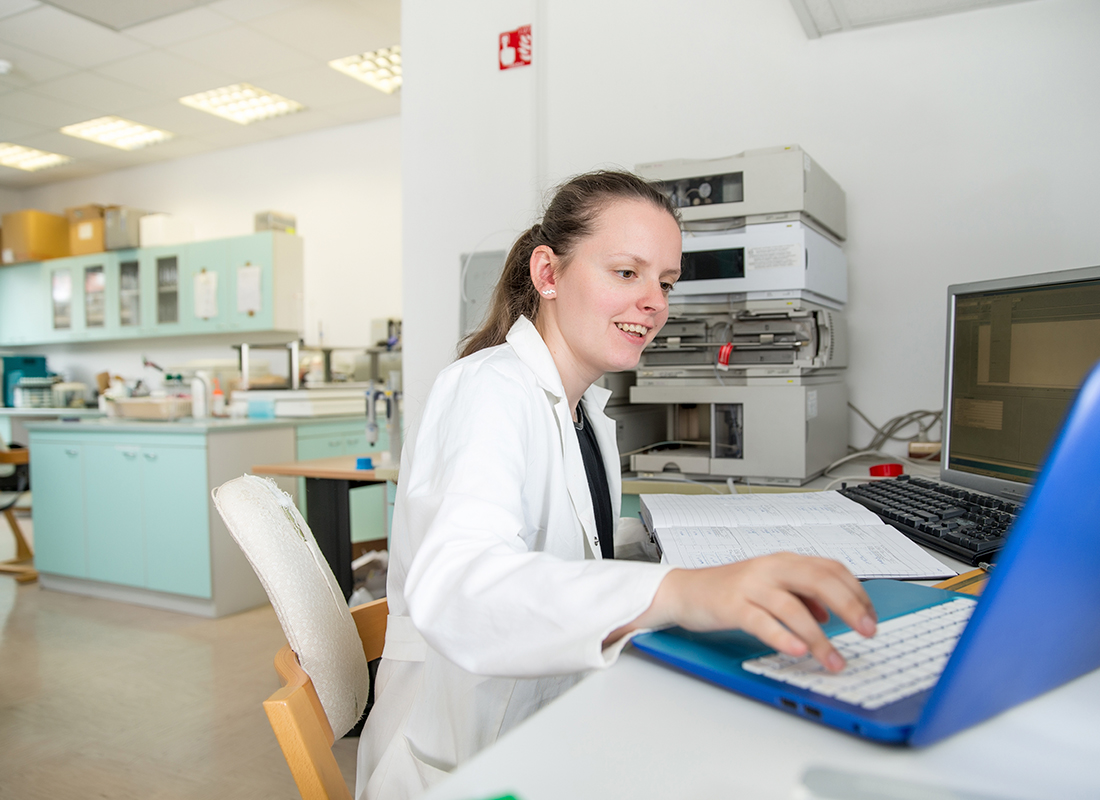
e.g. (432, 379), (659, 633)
(499, 25), (532, 70)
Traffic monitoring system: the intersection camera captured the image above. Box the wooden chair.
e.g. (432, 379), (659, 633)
(265, 596), (388, 800)
(0, 447), (36, 584)
(212, 474), (381, 800)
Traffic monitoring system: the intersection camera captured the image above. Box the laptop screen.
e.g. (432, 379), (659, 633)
(942, 266), (1100, 500)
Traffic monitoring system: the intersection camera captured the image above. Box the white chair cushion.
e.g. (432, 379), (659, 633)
(213, 474), (370, 737)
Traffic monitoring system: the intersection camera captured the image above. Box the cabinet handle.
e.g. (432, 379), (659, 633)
(328, 439), (341, 447)
(65, 448), (78, 456)
(345, 438), (359, 446)
(122, 450), (138, 459)
(144, 452), (158, 461)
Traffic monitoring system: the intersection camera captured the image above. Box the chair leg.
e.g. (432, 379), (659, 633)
(0, 507), (37, 583)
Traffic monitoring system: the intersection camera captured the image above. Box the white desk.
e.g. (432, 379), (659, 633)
(421, 648), (1100, 800)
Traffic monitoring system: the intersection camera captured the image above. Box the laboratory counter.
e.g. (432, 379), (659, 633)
(25, 413), (378, 618)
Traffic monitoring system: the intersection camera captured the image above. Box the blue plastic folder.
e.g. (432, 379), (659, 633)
(634, 359), (1100, 746)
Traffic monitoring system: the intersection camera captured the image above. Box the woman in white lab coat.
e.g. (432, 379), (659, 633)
(356, 171), (876, 800)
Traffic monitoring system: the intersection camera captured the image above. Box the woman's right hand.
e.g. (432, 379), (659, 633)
(607, 553), (877, 673)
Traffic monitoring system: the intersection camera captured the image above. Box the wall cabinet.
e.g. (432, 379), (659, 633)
(0, 231), (302, 346)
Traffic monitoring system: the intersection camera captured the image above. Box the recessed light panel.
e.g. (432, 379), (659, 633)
(329, 46), (402, 94)
(61, 116), (174, 151)
(0, 144), (72, 172)
(179, 83), (306, 125)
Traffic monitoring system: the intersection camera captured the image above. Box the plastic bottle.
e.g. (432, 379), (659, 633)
(211, 377), (226, 417)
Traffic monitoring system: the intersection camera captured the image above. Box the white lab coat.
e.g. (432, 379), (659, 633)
(355, 316), (673, 800)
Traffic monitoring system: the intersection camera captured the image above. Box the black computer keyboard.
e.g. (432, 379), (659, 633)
(839, 475), (1021, 567)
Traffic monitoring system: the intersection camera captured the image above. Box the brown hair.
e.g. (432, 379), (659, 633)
(459, 169), (680, 358)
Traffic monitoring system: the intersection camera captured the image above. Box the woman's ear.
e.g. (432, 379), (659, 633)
(530, 245), (557, 298)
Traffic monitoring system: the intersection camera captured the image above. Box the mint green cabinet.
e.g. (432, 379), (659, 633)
(296, 419), (390, 543)
(31, 430), (212, 598)
(84, 443), (145, 587)
(0, 232), (302, 347)
(0, 262), (45, 345)
(29, 441), (86, 578)
(143, 445), (211, 597)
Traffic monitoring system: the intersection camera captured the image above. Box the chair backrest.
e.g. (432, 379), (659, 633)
(212, 473), (373, 734)
(265, 597), (388, 800)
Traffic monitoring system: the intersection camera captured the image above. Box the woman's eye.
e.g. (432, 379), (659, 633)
(662, 283), (675, 293)
(617, 269), (636, 279)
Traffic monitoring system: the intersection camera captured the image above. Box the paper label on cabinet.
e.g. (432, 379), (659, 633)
(237, 264), (262, 315)
(78, 221), (94, 240)
(194, 270), (218, 319)
(746, 244), (801, 271)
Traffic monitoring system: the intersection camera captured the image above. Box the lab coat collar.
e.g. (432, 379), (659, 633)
(506, 315), (620, 558)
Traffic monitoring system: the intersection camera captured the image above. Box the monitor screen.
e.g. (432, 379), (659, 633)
(943, 266), (1100, 499)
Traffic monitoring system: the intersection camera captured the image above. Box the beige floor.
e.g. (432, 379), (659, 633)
(0, 511), (359, 800)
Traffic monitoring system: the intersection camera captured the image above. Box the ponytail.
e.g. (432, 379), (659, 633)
(459, 170), (679, 359)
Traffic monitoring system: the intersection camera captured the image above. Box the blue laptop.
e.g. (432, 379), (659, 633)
(633, 358), (1100, 745)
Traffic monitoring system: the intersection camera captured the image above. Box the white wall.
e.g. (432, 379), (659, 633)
(402, 0), (1100, 453)
(13, 116), (402, 388)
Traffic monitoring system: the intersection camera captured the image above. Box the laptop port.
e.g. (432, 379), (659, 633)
(779, 698), (796, 710)
(802, 705), (822, 719)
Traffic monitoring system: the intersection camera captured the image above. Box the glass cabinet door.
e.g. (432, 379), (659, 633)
(119, 259), (140, 327)
(157, 256), (178, 324)
(51, 269), (72, 330)
(84, 264), (105, 328)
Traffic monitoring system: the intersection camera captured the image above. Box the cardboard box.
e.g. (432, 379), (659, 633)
(255, 210), (296, 234)
(139, 213), (194, 247)
(66, 204), (106, 255)
(104, 206), (147, 250)
(1, 210), (70, 264)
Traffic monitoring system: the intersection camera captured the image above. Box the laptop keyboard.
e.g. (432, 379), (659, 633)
(839, 475), (1021, 566)
(743, 597), (977, 710)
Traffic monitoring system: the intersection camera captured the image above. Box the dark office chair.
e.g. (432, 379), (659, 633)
(0, 445), (36, 583)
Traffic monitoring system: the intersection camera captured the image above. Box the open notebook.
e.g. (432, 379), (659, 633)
(640, 491), (955, 580)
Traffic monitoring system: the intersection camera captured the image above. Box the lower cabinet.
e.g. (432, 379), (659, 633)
(296, 419), (392, 543)
(32, 432), (211, 598)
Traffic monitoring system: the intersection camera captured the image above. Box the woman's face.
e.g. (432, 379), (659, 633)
(535, 198), (682, 390)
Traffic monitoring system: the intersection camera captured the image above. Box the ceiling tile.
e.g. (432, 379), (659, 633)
(0, 41), (79, 86)
(0, 112), (45, 140)
(122, 6), (236, 47)
(322, 91), (399, 125)
(0, 89), (97, 127)
(92, 49), (234, 97)
(166, 25), (316, 80)
(0, 5), (150, 69)
(34, 71), (160, 115)
(249, 0), (398, 61)
(18, 127), (108, 159)
(44, 0), (218, 30)
(345, 0), (400, 29)
(253, 63), (380, 109)
(206, 0), (308, 23)
(0, 0), (39, 21)
(118, 100), (234, 137)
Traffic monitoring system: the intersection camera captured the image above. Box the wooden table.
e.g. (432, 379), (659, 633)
(252, 453), (397, 598)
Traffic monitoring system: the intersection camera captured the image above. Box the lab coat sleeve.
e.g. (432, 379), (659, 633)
(403, 360), (672, 678)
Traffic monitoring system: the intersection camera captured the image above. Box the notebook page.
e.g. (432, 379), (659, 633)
(640, 491), (883, 531)
(656, 523), (955, 580)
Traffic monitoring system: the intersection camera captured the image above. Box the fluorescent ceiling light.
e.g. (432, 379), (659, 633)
(61, 116), (174, 151)
(329, 46), (402, 94)
(179, 83), (306, 125)
(0, 143), (72, 172)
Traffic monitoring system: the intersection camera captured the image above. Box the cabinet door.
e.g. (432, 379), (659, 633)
(142, 245), (187, 336)
(44, 258), (80, 342)
(84, 443), (145, 587)
(142, 445), (211, 598)
(30, 441), (87, 577)
(182, 239), (228, 334)
(115, 251), (142, 335)
(227, 234), (274, 331)
(0, 262), (46, 346)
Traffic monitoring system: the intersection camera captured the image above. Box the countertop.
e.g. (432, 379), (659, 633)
(24, 413), (367, 435)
